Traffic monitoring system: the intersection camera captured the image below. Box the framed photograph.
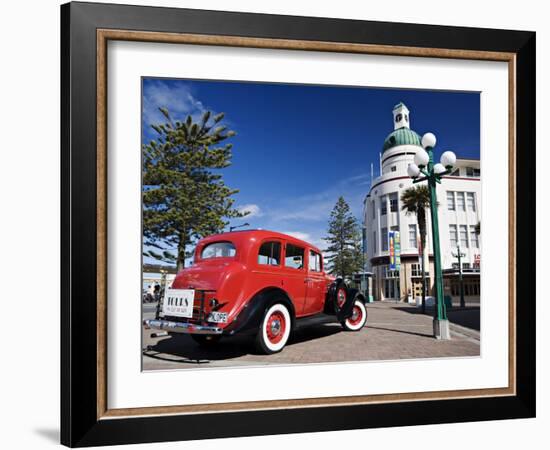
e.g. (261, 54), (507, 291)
(61, 1), (535, 447)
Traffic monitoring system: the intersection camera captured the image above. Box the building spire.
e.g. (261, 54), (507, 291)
(393, 102), (410, 130)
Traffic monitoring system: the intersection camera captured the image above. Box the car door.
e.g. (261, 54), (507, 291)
(303, 249), (326, 315)
(281, 242), (308, 316)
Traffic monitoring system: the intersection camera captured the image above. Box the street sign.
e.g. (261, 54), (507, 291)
(389, 230), (401, 271)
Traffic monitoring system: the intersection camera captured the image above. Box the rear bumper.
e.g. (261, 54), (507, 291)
(143, 319), (223, 335)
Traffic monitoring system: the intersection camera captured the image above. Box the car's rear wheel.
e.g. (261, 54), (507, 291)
(191, 334), (222, 347)
(255, 303), (291, 354)
(341, 300), (367, 331)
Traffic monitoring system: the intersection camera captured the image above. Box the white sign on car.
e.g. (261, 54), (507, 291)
(162, 288), (195, 318)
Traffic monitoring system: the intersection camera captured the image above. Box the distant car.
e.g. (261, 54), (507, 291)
(144, 230), (367, 354)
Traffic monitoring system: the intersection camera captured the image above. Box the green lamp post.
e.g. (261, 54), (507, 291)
(407, 132), (456, 340)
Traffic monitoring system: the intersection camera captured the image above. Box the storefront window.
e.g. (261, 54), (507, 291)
(451, 279), (480, 296)
(382, 265), (400, 299)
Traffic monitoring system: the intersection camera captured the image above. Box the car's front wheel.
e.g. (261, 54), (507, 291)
(341, 300), (367, 331)
(255, 303), (291, 354)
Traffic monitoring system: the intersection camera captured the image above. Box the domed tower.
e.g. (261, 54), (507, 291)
(380, 102), (423, 175)
(364, 102), (431, 301)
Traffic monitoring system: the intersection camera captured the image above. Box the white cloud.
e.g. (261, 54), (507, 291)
(282, 231), (311, 242)
(347, 173), (371, 183)
(275, 199), (335, 221)
(142, 80), (207, 129)
(237, 203), (263, 218)
(262, 171), (369, 224)
(283, 231), (327, 253)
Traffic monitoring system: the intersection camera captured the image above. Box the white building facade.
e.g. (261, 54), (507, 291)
(363, 103), (481, 303)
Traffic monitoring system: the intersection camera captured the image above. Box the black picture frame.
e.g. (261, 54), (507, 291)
(61, 1), (535, 447)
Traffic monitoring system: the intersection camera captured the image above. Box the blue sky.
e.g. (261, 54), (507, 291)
(142, 77), (480, 262)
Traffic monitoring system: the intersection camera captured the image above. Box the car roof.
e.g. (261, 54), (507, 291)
(198, 229), (322, 254)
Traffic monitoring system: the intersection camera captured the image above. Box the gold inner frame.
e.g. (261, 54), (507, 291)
(96, 29), (517, 420)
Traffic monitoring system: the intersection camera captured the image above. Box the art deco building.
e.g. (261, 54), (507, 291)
(363, 102), (481, 303)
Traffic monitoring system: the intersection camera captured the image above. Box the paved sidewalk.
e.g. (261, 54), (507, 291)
(142, 302), (480, 371)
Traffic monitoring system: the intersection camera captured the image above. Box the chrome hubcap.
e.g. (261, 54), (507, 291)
(270, 319), (281, 335)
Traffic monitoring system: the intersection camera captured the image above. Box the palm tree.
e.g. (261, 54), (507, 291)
(401, 186), (431, 314)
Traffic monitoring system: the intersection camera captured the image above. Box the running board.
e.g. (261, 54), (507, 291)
(294, 313), (338, 329)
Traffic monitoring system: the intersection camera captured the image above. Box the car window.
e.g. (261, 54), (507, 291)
(285, 244), (304, 270)
(201, 241), (236, 259)
(258, 241), (281, 266)
(309, 250), (322, 272)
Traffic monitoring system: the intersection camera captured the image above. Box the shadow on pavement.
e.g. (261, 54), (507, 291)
(366, 325), (433, 338)
(397, 305), (480, 331)
(446, 309), (480, 331)
(144, 334), (251, 363)
(143, 323), (344, 363)
(287, 324), (342, 345)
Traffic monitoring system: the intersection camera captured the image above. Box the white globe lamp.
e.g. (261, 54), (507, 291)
(433, 163), (446, 175)
(421, 132), (437, 149)
(407, 163), (421, 178)
(440, 150), (457, 168)
(414, 149), (429, 167)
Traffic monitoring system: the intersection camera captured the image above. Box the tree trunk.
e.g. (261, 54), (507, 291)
(419, 209), (427, 315)
(176, 232), (187, 272)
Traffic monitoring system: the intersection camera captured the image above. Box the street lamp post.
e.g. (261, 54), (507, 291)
(452, 245), (466, 308)
(407, 133), (456, 340)
(229, 222), (250, 232)
(159, 268), (167, 291)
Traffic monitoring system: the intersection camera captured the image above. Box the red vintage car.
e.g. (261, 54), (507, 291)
(144, 230), (367, 354)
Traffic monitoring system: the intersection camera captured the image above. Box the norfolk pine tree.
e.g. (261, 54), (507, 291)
(142, 108), (245, 271)
(324, 196), (363, 279)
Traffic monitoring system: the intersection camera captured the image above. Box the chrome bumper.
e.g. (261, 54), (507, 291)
(143, 319), (223, 335)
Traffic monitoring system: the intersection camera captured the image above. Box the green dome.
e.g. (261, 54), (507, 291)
(382, 128), (422, 152)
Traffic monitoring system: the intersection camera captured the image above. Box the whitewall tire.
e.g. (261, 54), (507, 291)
(255, 303), (291, 354)
(341, 300), (367, 331)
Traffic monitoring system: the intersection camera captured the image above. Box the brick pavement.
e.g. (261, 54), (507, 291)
(142, 302), (480, 371)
